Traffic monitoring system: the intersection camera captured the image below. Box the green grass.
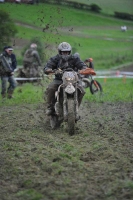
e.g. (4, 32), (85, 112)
(1, 3), (133, 27)
(84, 78), (133, 102)
(72, 0), (133, 15)
(0, 82), (44, 106)
(15, 24), (133, 67)
(16, 189), (43, 200)
(0, 77), (133, 107)
(1, 3), (133, 69)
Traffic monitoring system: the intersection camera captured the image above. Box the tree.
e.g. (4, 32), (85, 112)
(90, 4), (101, 13)
(0, 10), (17, 51)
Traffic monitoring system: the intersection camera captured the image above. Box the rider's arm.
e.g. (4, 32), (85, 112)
(74, 57), (87, 70)
(89, 62), (94, 69)
(44, 55), (59, 74)
(44, 67), (53, 75)
(84, 58), (94, 69)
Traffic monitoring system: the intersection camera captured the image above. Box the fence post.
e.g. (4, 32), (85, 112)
(123, 75), (126, 83)
(104, 76), (107, 83)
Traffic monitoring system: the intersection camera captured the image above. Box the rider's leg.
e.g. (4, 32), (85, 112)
(45, 79), (62, 115)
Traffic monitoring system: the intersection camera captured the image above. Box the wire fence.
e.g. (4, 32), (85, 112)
(14, 70), (133, 81)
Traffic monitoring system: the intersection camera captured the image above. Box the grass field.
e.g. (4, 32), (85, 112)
(1, 3), (133, 69)
(72, 0), (133, 15)
(0, 3), (133, 200)
(0, 77), (133, 107)
(2, 3), (133, 28)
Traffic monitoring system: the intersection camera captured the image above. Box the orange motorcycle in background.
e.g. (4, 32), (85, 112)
(79, 68), (103, 94)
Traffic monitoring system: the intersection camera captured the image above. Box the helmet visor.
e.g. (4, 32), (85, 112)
(61, 51), (70, 54)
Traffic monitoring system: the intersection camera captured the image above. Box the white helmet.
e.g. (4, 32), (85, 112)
(58, 42), (71, 54)
(30, 43), (37, 49)
(58, 42), (72, 60)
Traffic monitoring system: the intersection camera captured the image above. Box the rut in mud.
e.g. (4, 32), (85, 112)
(0, 101), (133, 200)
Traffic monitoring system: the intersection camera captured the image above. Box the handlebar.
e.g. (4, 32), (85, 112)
(45, 68), (75, 75)
(45, 68), (96, 76)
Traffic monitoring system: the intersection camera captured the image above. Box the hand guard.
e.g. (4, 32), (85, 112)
(45, 69), (53, 74)
(55, 69), (62, 75)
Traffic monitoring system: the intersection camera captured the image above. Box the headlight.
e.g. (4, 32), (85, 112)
(65, 77), (75, 81)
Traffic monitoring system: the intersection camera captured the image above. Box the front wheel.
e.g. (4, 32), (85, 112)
(90, 80), (102, 94)
(67, 99), (75, 136)
(82, 79), (90, 88)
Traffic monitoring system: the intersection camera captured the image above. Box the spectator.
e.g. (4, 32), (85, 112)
(0, 46), (17, 99)
(22, 43), (42, 78)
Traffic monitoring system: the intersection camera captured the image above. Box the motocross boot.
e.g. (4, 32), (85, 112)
(1, 93), (6, 98)
(45, 86), (56, 116)
(7, 90), (14, 99)
(46, 104), (55, 116)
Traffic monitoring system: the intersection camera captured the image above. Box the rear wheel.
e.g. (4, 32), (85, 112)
(67, 99), (75, 135)
(90, 80), (102, 94)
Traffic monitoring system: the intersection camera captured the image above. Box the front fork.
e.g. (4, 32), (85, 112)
(90, 75), (100, 90)
(63, 84), (79, 121)
(93, 80), (100, 90)
(74, 84), (79, 120)
(63, 89), (67, 121)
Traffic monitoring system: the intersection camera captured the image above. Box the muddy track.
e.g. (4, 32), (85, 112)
(0, 101), (133, 200)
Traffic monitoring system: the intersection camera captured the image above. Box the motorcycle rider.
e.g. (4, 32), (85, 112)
(74, 52), (94, 79)
(74, 52), (94, 69)
(44, 42), (87, 115)
(22, 43), (42, 77)
(84, 57), (94, 69)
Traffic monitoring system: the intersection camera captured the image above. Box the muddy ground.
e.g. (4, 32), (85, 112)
(0, 100), (133, 200)
(1, 32), (133, 199)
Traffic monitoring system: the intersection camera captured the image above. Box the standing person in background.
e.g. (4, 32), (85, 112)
(22, 43), (42, 78)
(0, 46), (17, 99)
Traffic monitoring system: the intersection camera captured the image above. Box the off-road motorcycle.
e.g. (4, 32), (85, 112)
(48, 68), (86, 136)
(80, 68), (102, 94)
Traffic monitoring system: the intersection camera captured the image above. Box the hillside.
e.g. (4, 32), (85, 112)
(1, 3), (133, 70)
(0, 2), (133, 200)
(72, 0), (133, 15)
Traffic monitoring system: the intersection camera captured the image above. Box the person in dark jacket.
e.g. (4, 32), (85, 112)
(44, 42), (87, 115)
(11, 53), (17, 71)
(0, 46), (17, 99)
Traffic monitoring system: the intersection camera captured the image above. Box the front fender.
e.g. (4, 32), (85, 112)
(65, 84), (75, 94)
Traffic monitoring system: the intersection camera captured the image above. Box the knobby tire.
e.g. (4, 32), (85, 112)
(90, 80), (102, 94)
(67, 98), (75, 135)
